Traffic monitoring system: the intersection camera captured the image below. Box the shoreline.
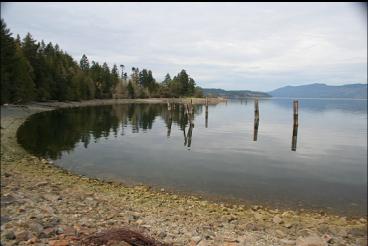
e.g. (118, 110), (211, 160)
(1, 98), (367, 245)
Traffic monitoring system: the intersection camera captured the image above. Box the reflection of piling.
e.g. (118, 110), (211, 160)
(187, 121), (193, 147)
(205, 97), (208, 128)
(183, 125), (187, 146)
(167, 117), (172, 137)
(292, 100), (299, 151)
(190, 99), (194, 114)
(253, 99), (259, 141)
(167, 100), (171, 111)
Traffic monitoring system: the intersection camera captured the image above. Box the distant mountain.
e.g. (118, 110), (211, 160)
(269, 83), (367, 99)
(202, 88), (271, 98)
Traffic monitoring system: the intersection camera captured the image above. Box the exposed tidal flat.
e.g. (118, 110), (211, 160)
(1, 99), (367, 246)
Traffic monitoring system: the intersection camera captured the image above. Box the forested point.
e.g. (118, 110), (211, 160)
(0, 19), (203, 104)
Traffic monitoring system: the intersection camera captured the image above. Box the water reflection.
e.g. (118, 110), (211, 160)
(17, 103), (203, 159)
(291, 100), (299, 151)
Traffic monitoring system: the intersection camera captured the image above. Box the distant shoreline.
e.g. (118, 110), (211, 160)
(262, 97), (368, 100)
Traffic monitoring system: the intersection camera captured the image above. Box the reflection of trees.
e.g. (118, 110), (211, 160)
(17, 103), (203, 159)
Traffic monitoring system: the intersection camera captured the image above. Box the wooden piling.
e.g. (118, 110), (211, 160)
(293, 100), (298, 127)
(255, 99), (259, 117)
(291, 100), (299, 151)
(205, 105), (208, 128)
(253, 99), (259, 141)
(253, 116), (259, 141)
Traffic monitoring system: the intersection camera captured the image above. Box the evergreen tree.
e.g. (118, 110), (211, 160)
(12, 42), (35, 102)
(162, 73), (171, 86)
(0, 19), (15, 103)
(0, 20), (203, 103)
(80, 54), (90, 71)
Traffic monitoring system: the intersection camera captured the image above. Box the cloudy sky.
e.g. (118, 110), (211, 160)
(1, 2), (367, 91)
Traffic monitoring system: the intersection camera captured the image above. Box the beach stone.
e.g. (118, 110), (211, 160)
(42, 194), (61, 201)
(1, 195), (17, 206)
(349, 227), (367, 237)
(49, 239), (70, 246)
(322, 234), (333, 243)
(158, 231), (167, 239)
(254, 213), (264, 220)
(29, 222), (44, 235)
(284, 222), (293, 229)
(1, 216), (11, 224)
(41, 227), (55, 238)
(280, 239), (296, 245)
(273, 215), (283, 224)
(275, 229), (286, 238)
(245, 223), (264, 231)
(296, 234), (328, 246)
(35, 181), (48, 187)
(4, 230), (16, 240)
(15, 230), (32, 241)
(191, 236), (202, 244)
(251, 205), (262, 211)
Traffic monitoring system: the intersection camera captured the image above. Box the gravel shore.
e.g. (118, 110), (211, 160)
(1, 99), (367, 246)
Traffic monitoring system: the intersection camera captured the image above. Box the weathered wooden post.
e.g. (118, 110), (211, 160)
(293, 100), (298, 126)
(291, 100), (299, 151)
(205, 97), (208, 128)
(253, 99), (259, 141)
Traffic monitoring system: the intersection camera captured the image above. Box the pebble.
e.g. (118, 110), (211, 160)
(191, 236), (202, 244)
(35, 181), (49, 187)
(280, 239), (296, 245)
(284, 222), (293, 228)
(15, 230), (32, 241)
(275, 229), (286, 238)
(254, 212), (264, 221)
(273, 215), (283, 224)
(296, 234), (328, 246)
(48, 239), (70, 246)
(4, 231), (16, 240)
(29, 222), (44, 235)
(349, 227), (367, 237)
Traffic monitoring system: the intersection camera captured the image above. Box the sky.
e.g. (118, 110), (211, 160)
(1, 2), (367, 91)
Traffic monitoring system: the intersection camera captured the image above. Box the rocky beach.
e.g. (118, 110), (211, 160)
(1, 99), (367, 246)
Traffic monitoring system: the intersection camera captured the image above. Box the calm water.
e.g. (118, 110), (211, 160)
(17, 99), (367, 216)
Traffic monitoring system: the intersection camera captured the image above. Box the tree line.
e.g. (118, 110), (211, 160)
(1, 19), (203, 104)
